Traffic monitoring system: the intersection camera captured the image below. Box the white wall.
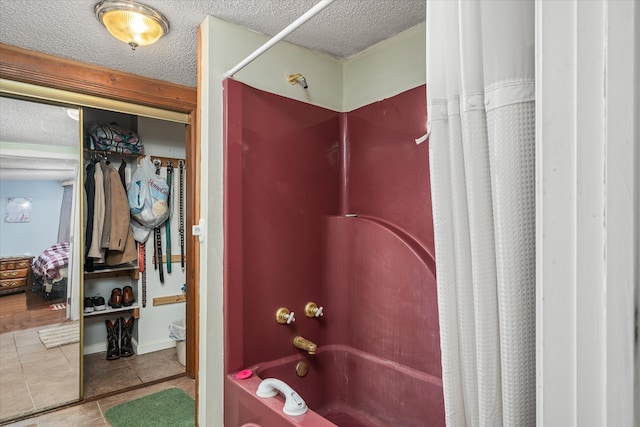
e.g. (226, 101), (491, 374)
(636, 1), (640, 420)
(0, 180), (63, 257)
(536, 1), (639, 426)
(136, 117), (187, 354)
(198, 17), (221, 427)
(212, 17), (343, 111)
(343, 22), (425, 112)
(138, 117), (186, 159)
(199, 16), (426, 426)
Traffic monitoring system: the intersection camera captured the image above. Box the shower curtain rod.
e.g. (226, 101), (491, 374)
(222, 0), (337, 79)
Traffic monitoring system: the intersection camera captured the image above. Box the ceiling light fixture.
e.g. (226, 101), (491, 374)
(94, 0), (170, 50)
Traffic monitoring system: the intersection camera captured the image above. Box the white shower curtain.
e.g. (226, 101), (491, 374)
(427, 1), (535, 426)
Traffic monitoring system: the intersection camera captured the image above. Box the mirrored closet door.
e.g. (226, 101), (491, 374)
(0, 95), (82, 422)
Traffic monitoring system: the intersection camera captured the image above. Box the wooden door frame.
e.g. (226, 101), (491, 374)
(0, 41), (201, 392)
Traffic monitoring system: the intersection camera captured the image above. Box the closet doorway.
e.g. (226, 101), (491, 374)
(82, 108), (190, 398)
(0, 43), (200, 419)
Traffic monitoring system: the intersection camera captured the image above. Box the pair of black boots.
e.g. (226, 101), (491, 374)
(105, 316), (135, 360)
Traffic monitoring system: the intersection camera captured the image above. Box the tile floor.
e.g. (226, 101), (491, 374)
(0, 325), (188, 426)
(83, 347), (185, 398)
(2, 376), (195, 427)
(0, 324), (80, 423)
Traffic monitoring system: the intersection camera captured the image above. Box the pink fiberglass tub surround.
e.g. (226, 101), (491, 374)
(226, 345), (445, 427)
(224, 80), (443, 426)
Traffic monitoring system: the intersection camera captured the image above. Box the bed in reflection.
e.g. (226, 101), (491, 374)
(31, 242), (70, 301)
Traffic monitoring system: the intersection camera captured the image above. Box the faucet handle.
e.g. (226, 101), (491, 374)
(276, 308), (295, 325)
(304, 302), (324, 318)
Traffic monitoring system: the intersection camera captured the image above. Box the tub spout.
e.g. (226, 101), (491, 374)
(256, 378), (308, 416)
(293, 336), (317, 354)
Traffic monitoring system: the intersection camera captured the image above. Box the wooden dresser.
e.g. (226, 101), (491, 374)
(0, 256), (34, 296)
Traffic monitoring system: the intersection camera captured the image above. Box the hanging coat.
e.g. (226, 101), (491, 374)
(106, 164), (137, 265)
(88, 162), (105, 261)
(100, 161), (112, 249)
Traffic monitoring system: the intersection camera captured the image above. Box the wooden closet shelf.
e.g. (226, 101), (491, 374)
(84, 304), (140, 319)
(84, 267), (139, 280)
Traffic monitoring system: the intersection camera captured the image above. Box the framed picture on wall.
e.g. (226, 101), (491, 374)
(4, 197), (32, 223)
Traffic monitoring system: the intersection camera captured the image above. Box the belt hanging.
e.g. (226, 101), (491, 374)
(165, 161), (173, 274)
(153, 159), (164, 284)
(139, 242), (147, 308)
(179, 160), (185, 272)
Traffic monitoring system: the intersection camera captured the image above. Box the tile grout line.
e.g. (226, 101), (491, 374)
(17, 331), (38, 417)
(96, 401), (109, 426)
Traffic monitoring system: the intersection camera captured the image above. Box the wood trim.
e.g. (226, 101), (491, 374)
(0, 43), (196, 113)
(0, 42), (200, 408)
(1, 78), (189, 123)
(192, 26), (203, 425)
(185, 114), (199, 381)
(153, 254), (183, 264)
(153, 294), (187, 306)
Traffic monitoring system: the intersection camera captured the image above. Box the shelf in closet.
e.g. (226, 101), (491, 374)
(84, 148), (140, 159)
(84, 149), (184, 167)
(84, 265), (139, 280)
(83, 304), (140, 319)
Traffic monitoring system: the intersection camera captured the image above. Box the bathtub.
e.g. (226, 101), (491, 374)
(225, 344), (445, 427)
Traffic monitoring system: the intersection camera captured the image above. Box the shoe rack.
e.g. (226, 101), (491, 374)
(83, 274), (140, 320)
(83, 226), (141, 322)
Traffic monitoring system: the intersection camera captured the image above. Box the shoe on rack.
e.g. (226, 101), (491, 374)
(108, 288), (122, 308)
(92, 296), (106, 311)
(83, 297), (94, 313)
(122, 286), (135, 307)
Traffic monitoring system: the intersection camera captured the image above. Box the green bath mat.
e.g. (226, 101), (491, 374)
(105, 388), (195, 427)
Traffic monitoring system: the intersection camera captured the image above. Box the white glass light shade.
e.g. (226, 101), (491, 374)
(95, 1), (169, 50)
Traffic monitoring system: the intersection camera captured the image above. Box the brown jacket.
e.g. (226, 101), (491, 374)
(106, 165), (137, 265)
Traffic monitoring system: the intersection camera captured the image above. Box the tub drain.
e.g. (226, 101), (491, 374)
(295, 361), (309, 377)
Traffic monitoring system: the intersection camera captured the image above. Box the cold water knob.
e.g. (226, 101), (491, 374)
(304, 302), (324, 318)
(275, 307), (295, 324)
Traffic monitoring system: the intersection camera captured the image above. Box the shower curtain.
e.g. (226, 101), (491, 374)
(427, 1), (535, 426)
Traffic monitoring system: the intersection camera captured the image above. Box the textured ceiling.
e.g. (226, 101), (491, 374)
(0, 0), (426, 87)
(0, 97), (80, 180)
(0, 97), (78, 147)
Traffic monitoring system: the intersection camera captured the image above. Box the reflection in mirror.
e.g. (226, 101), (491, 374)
(0, 96), (81, 422)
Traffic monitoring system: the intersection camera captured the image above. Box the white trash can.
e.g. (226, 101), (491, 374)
(169, 319), (186, 366)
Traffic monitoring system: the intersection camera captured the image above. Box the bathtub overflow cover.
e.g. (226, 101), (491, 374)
(295, 361), (309, 377)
